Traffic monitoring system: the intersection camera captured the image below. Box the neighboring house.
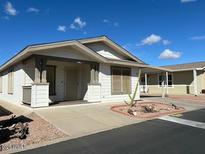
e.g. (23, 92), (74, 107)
(0, 36), (166, 107)
(140, 62), (205, 96)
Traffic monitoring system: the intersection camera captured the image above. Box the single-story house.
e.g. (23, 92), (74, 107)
(140, 61), (205, 96)
(0, 36), (167, 107)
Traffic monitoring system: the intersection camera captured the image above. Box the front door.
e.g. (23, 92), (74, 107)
(65, 69), (78, 100)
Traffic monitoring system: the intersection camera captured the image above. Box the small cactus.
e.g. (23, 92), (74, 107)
(125, 69), (141, 111)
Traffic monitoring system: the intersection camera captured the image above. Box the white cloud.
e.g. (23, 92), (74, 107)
(27, 7), (39, 13)
(159, 49), (181, 59)
(5, 2), (17, 16)
(162, 39), (171, 45)
(57, 25), (66, 32)
(74, 17), (86, 28)
(191, 35), (205, 40)
(139, 34), (162, 46)
(181, 0), (197, 3)
(69, 17), (86, 32)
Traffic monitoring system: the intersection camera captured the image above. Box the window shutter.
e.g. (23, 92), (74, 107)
(122, 68), (131, 93)
(111, 66), (131, 94)
(112, 67), (122, 94)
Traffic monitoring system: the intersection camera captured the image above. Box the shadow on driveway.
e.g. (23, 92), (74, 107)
(0, 105), (13, 117)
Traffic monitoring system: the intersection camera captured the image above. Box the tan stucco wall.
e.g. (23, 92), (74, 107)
(197, 70), (205, 94)
(144, 70), (199, 95)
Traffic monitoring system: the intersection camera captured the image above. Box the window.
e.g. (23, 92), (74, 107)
(168, 74), (173, 87)
(46, 66), (56, 95)
(158, 75), (164, 87)
(140, 76), (145, 85)
(0, 75), (2, 93)
(8, 68), (14, 94)
(111, 66), (131, 94)
(158, 73), (173, 87)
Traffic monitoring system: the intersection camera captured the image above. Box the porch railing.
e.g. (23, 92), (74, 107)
(22, 86), (32, 104)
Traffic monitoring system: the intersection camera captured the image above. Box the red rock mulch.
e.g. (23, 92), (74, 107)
(168, 95), (205, 103)
(0, 112), (67, 152)
(111, 102), (185, 119)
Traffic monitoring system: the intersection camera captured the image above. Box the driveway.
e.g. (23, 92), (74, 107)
(34, 102), (143, 137)
(34, 98), (205, 137)
(18, 110), (205, 154)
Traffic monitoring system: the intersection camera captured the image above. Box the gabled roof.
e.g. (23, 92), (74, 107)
(79, 36), (145, 63)
(0, 35), (147, 72)
(0, 35), (173, 73)
(162, 61), (205, 71)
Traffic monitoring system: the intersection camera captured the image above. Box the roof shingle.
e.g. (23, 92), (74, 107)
(162, 61), (205, 70)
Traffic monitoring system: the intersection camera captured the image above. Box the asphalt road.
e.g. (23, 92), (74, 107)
(18, 110), (205, 154)
(182, 108), (205, 123)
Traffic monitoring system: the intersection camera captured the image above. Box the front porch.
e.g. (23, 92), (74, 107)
(140, 68), (198, 97)
(22, 55), (101, 108)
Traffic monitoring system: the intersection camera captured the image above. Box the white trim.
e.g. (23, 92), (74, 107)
(159, 116), (205, 129)
(145, 73), (148, 94)
(193, 69), (198, 96)
(166, 72), (168, 95)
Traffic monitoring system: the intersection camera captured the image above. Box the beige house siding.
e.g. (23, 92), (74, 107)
(99, 64), (140, 102)
(84, 42), (127, 60)
(35, 46), (94, 61)
(144, 71), (197, 95)
(197, 71), (205, 93)
(0, 63), (24, 104)
(23, 57), (35, 85)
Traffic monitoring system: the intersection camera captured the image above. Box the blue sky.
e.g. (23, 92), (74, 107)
(0, 0), (205, 66)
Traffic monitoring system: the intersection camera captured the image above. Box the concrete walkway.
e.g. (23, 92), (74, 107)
(0, 100), (32, 116)
(34, 102), (143, 137)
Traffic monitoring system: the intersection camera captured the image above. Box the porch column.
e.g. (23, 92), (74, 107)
(34, 56), (47, 83)
(31, 56), (49, 107)
(87, 63), (101, 102)
(193, 69), (198, 96)
(145, 73), (148, 94)
(165, 71), (169, 95)
(34, 58), (41, 83)
(162, 81), (165, 98)
(90, 63), (99, 84)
